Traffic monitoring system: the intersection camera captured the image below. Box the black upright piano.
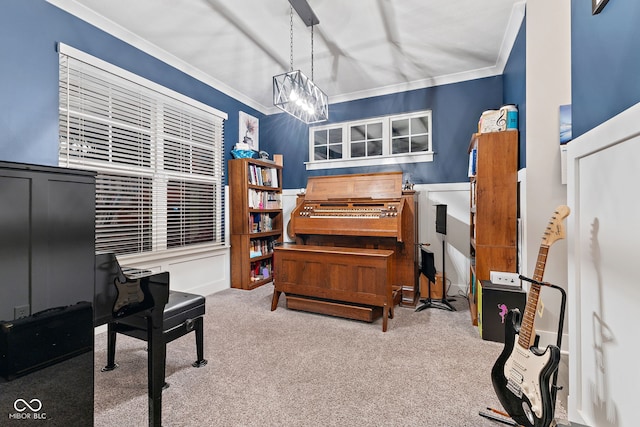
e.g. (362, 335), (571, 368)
(0, 162), (96, 426)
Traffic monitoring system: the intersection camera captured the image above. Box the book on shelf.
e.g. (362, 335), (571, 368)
(249, 213), (274, 233)
(248, 189), (282, 209)
(468, 147), (477, 177)
(249, 249), (262, 258)
(250, 258), (272, 281)
(249, 237), (275, 258)
(247, 164), (279, 188)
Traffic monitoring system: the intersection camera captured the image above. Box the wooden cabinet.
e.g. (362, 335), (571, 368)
(229, 158), (283, 290)
(467, 131), (518, 325)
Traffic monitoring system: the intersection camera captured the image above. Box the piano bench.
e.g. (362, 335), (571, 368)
(102, 291), (207, 384)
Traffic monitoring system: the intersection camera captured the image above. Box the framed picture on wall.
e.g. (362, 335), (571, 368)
(239, 111), (259, 151)
(592, 0), (610, 14)
(559, 104), (572, 144)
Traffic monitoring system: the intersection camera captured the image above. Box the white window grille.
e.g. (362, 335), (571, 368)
(391, 114), (430, 154)
(307, 110), (433, 170)
(350, 121), (383, 158)
(58, 43), (227, 255)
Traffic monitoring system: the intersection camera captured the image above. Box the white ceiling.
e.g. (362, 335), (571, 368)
(49, 0), (525, 114)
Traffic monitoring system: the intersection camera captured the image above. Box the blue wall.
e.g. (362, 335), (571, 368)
(2, 0), (528, 192)
(0, 0), (263, 182)
(502, 17), (526, 169)
(6, 1), (635, 192)
(262, 77), (504, 189)
(571, 0), (640, 138)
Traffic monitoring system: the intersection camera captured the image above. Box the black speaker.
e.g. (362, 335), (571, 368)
(0, 302), (93, 380)
(435, 204), (447, 235)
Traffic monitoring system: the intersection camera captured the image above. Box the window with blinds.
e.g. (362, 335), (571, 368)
(58, 43), (227, 256)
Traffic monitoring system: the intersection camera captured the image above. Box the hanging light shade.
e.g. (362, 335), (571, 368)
(273, 69), (328, 124)
(273, 1), (328, 124)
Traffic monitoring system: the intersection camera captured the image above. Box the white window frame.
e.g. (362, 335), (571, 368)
(348, 118), (386, 159)
(58, 43), (228, 257)
(306, 110), (434, 170)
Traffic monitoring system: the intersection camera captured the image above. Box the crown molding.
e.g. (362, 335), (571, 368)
(46, 0), (271, 114)
(47, 0), (526, 116)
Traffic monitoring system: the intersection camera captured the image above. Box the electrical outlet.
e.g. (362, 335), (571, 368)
(490, 271), (520, 286)
(14, 305), (30, 319)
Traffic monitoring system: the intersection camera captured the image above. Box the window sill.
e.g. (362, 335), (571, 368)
(305, 152), (434, 171)
(116, 243), (228, 266)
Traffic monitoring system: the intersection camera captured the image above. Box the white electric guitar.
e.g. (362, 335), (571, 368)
(491, 205), (570, 427)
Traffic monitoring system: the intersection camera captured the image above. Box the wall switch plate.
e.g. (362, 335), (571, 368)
(14, 305), (30, 319)
(490, 271), (520, 286)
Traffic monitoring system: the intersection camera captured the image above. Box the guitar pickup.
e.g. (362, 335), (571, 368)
(513, 360), (527, 372)
(507, 378), (523, 398)
(509, 370), (524, 384)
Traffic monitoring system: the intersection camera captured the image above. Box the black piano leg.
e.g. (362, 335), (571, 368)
(147, 311), (166, 427)
(101, 323), (119, 372)
(192, 317), (208, 368)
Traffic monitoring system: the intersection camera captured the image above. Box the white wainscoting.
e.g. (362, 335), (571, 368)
(567, 102), (640, 427)
(415, 183), (471, 297)
(116, 246), (230, 297)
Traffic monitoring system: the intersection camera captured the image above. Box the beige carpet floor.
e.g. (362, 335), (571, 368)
(94, 284), (567, 426)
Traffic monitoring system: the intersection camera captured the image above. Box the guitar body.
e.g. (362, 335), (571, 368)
(492, 309), (561, 427)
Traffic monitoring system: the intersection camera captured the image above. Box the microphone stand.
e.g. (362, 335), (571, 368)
(415, 238), (455, 312)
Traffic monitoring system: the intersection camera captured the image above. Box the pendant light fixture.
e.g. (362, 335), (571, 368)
(273, 0), (328, 124)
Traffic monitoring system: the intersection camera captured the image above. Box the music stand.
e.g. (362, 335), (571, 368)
(416, 204), (455, 312)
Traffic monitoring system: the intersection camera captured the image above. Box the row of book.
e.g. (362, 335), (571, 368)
(249, 213), (275, 233)
(248, 164), (279, 188)
(250, 258), (272, 282)
(249, 237), (277, 258)
(248, 189), (282, 209)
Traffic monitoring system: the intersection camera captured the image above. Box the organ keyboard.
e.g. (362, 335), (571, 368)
(292, 199), (405, 239)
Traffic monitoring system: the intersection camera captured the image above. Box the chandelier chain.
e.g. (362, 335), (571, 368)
(289, 6), (294, 72)
(311, 24), (314, 81)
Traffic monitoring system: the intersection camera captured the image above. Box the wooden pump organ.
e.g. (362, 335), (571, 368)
(271, 172), (418, 331)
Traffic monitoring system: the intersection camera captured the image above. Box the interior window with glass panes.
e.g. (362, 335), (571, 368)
(350, 122), (383, 158)
(307, 110), (432, 170)
(391, 114), (430, 154)
(313, 127), (342, 160)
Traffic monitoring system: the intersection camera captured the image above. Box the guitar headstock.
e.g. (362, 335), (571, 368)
(541, 205), (570, 246)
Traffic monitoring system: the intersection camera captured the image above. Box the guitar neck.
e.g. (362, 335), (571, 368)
(518, 245), (549, 348)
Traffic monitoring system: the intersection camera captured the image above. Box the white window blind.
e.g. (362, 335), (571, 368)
(58, 44), (226, 255)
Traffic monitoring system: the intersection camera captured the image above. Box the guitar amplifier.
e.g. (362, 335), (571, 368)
(477, 280), (526, 343)
(0, 301), (93, 380)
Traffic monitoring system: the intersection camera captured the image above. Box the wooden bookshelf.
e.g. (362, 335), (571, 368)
(229, 158), (283, 290)
(467, 131), (518, 325)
